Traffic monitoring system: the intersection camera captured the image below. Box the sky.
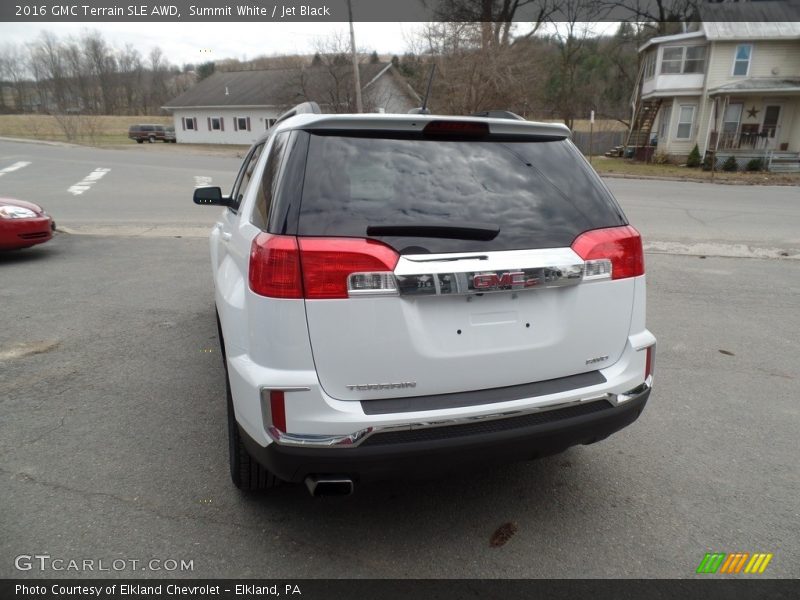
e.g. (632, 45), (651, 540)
(0, 22), (427, 66)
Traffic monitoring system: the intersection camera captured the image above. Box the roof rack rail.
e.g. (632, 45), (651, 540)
(273, 101), (321, 127)
(470, 110), (526, 121)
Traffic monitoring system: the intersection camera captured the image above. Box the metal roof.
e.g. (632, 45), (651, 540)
(709, 77), (800, 96)
(638, 31), (705, 53)
(699, 0), (800, 24)
(163, 63), (402, 109)
(703, 21), (800, 40)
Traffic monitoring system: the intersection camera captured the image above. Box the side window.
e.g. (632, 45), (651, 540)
(253, 131), (290, 230)
(229, 143), (265, 211)
(733, 44), (752, 76)
(676, 105), (695, 139)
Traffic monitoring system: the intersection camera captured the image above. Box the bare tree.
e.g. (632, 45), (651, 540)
(599, 0), (700, 35)
(82, 30), (117, 114)
(545, 1), (601, 128)
(431, 0), (557, 49)
(118, 44), (144, 114)
(28, 31), (70, 112)
(146, 47), (169, 113)
(0, 44), (30, 111)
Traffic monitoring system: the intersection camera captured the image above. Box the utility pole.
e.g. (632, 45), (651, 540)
(348, 0), (363, 113)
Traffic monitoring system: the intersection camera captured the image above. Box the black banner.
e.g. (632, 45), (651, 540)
(2, 0), (799, 22)
(2, 579), (800, 600)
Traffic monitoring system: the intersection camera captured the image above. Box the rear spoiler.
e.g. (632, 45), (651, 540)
(298, 114), (570, 139)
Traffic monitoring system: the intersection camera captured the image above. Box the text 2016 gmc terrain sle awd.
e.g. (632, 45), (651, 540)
(194, 103), (655, 497)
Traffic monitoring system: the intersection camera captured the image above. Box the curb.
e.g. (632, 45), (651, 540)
(598, 172), (798, 187)
(0, 136), (80, 148)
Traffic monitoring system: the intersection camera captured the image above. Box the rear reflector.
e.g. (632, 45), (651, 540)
(571, 225), (644, 280)
(249, 234), (400, 299)
(269, 390), (286, 432)
(423, 120), (490, 137)
(645, 346), (654, 379)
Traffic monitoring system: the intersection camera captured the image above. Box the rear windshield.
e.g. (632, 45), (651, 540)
(297, 133), (625, 253)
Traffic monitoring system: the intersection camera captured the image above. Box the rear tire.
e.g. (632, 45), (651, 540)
(136, 139), (143, 144)
(227, 390), (280, 490)
(148, 135), (155, 143)
(218, 311), (280, 491)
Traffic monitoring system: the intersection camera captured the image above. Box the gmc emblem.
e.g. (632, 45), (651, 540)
(472, 271), (539, 290)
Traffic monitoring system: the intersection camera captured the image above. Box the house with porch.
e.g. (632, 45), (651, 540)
(628, 21), (800, 171)
(162, 62), (419, 145)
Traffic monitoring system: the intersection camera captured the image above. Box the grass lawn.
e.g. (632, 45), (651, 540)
(590, 156), (800, 185)
(0, 114), (172, 146)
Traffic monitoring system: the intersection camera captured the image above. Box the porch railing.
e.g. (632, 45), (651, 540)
(712, 128), (779, 151)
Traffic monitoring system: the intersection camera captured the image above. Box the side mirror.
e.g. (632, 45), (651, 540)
(193, 186), (230, 207)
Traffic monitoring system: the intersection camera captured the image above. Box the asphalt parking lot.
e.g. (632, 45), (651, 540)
(1, 139), (798, 578)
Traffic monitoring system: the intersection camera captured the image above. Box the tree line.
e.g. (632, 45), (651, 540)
(0, 30), (192, 115)
(1, 0), (699, 127)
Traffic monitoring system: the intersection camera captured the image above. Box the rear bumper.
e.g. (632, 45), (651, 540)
(241, 385), (650, 483)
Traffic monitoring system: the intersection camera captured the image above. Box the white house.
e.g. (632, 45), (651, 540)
(628, 20), (800, 171)
(162, 63), (420, 145)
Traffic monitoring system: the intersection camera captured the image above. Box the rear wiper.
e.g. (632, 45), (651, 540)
(366, 223), (500, 241)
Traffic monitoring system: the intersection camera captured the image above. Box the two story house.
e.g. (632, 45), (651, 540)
(628, 22), (800, 171)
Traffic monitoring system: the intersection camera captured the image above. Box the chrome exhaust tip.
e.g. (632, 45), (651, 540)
(304, 475), (354, 497)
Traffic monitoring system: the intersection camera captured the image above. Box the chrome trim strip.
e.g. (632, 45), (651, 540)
(395, 265), (583, 296)
(266, 380), (652, 448)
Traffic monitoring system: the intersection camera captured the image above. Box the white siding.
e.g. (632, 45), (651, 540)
(656, 96), (703, 156)
(171, 108), (282, 145)
(706, 40), (800, 88)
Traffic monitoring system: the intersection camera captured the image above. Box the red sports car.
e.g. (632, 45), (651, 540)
(0, 197), (55, 250)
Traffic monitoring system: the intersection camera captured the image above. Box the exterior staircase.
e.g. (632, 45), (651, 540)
(626, 99), (663, 148)
(624, 61), (662, 158)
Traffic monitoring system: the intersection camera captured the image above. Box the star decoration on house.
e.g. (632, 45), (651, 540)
(747, 106), (760, 119)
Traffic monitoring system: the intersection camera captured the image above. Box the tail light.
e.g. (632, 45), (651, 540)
(249, 233), (303, 298)
(571, 225), (644, 280)
(249, 234), (399, 299)
(299, 238), (399, 299)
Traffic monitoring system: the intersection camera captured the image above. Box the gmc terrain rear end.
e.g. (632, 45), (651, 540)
(195, 103), (656, 495)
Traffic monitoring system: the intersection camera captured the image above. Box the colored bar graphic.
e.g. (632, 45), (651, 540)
(744, 553), (774, 574)
(697, 552), (773, 574)
(697, 553), (726, 574)
(720, 553), (749, 573)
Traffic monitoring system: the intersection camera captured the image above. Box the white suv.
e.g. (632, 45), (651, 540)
(195, 103), (655, 496)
